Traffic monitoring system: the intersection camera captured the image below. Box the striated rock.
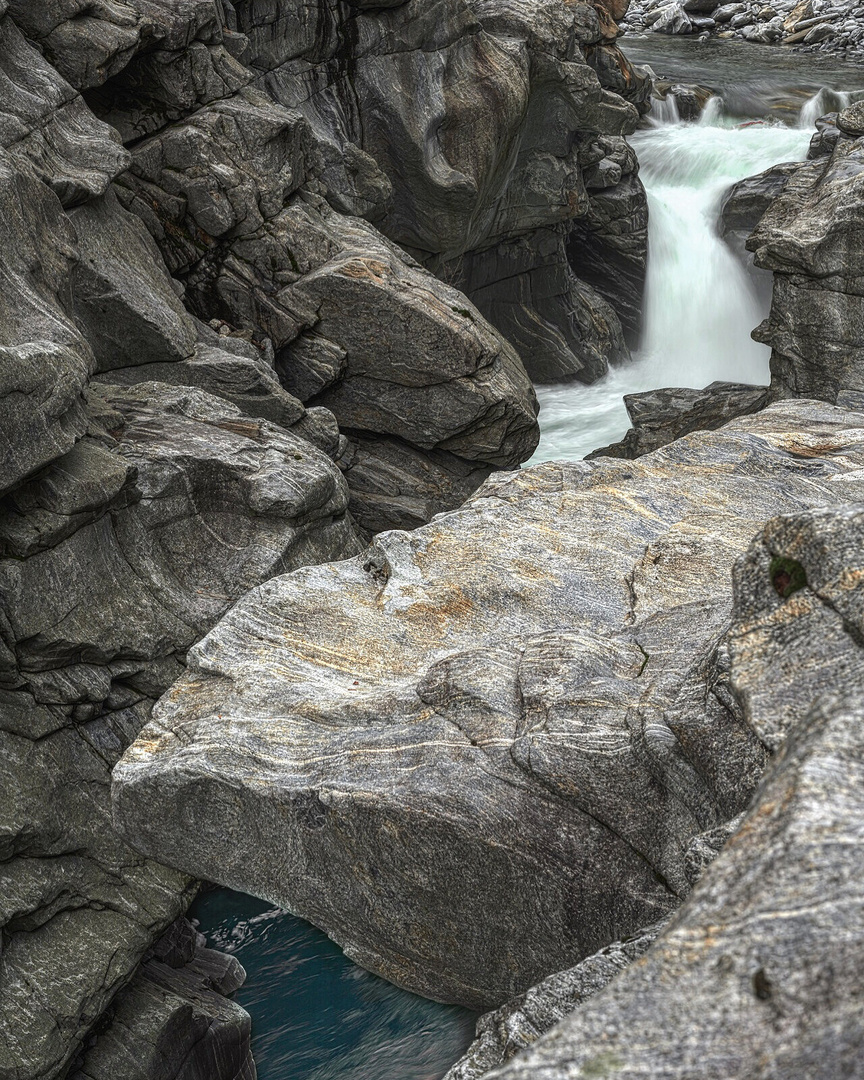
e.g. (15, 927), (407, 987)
(113, 400), (864, 1011)
(444, 814), (743, 1080)
(444, 920), (669, 1080)
(69, 918), (255, 1080)
(729, 503), (864, 753)
(0, 151), (92, 497)
(0, 383), (362, 1080)
(749, 133), (864, 403)
(566, 136), (647, 346)
(589, 382), (769, 459)
(115, 91), (540, 527)
(0, 11), (129, 205)
(487, 651), (864, 1076)
(454, 227), (630, 384)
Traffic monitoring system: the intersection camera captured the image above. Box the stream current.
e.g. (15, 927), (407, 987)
(531, 40), (864, 463)
(192, 39), (864, 1080)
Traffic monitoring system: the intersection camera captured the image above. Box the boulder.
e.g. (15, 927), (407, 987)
(0, 11), (129, 205)
(749, 134), (864, 403)
(115, 93), (540, 529)
(444, 817), (742, 1080)
(588, 381), (769, 459)
(113, 400), (864, 1011)
(486, 683), (864, 1079)
(68, 918), (255, 1080)
(484, 503), (864, 1078)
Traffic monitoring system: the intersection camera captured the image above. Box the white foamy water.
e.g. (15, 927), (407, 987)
(529, 99), (815, 463)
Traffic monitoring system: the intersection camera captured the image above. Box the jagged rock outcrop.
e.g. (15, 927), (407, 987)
(0, 380), (361, 1080)
(0, 0), (660, 1073)
(477, 503), (864, 1078)
(749, 126), (864, 403)
(112, 400), (864, 1011)
(69, 917), (255, 1080)
(589, 381), (769, 459)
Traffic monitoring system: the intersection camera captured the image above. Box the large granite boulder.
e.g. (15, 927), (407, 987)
(478, 504), (864, 1078)
(113, 399), (864, 1011)
(749, 131), (864, 403)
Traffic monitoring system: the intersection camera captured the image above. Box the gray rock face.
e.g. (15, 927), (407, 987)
(485, 619), (864, 1076)
(0, 382), (362, 1080)
(444, 920), (669, 1080)
(589, 381), (769, 459)
(114, 90), (540, 530)
(750, 131), (864, 403)
(113, 400), (864, 1011)
(69, 918), (255, 1080)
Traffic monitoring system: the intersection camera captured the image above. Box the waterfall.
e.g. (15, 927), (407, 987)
(529, 105), (814, 463)
(798, 87), (853, 129)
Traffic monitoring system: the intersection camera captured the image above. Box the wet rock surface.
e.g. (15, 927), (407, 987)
(589, 381), (769, 458)
(113, 400), (864, 1011)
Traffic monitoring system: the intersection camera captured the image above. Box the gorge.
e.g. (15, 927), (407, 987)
(1, 3), (864, 1080)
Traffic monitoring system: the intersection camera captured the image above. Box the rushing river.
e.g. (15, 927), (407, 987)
(190, 889), (477, 1080)
(531, 45), (864, 463)
(192, 41), (863, 1080)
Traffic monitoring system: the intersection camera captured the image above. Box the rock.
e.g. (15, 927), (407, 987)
(444, 815), (743, 1080)
(444, 920), (670, 1080)
(682, 0), (718, 12)
(0, 11), (129, 205)
(484, 682), (864, 1079)
(69, 918), (255, 1080)
(713, 2), (748, 21)
(454, 226), (631, 384)
(116, 92), (540, 530)
(0, 151), (92, 496)
(588, 381), (769, 458)
(69, 189), (198, 372)
(720, 162), (802, 238)
(803, 20), (836, 42)
(112, 400), (864, 1010)
(651, 3), (694, 32)
(0, 383), (362, 1080)
(748, 134), (864, 403)
(837, 100), (864, 136)
(567, 137), (648, 346)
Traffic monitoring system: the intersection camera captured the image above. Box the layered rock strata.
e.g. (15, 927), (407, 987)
(749, 115), (864, 404)
(473, 502), (864, 1078)
(113, 399), (864, 1011)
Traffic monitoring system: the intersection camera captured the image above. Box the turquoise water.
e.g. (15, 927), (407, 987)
(190, 888), (478, 1080)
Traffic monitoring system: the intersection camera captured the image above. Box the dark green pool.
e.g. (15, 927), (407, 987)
(189, 889), (478, 1080)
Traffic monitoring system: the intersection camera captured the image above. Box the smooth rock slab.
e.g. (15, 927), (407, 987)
(114, 401), (864, 1009)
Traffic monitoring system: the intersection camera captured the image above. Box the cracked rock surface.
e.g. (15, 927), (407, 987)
(113, 399), (864, 1010)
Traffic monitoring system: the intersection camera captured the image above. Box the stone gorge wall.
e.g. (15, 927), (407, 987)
(0, 1), (654, 1077)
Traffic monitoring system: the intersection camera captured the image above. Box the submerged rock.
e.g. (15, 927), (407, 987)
(113, 400), (864, 1010)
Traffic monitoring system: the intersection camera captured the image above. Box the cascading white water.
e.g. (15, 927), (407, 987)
(529, 98), (816, 463)
(798, 87), (852, 129)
